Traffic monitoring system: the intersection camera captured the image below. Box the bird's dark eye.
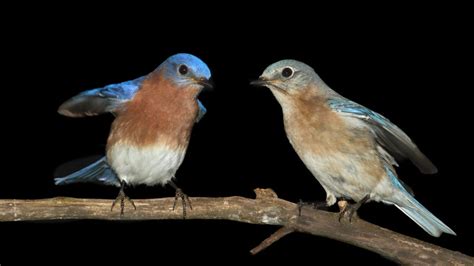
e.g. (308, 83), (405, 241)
(178, 65), (188, 75)
(282, 67), (293, 78)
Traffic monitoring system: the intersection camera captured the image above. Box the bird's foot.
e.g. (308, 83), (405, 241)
(173, 188), (192, 219)
(111, 189), (136, 216)
(297, 200), (329, 216)
(338, 202), (358, 222)
(338, 195), (370, 222)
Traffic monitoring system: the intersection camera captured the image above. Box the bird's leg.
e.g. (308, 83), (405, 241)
(297, 200), (329, 216)
(169, 180), (192, 219)
(338, 194), (370, 222)
(111, 181), (136, 215)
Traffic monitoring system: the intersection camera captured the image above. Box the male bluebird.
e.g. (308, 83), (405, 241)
(251, 59), (455, 237)
(56, 53), (213, 216)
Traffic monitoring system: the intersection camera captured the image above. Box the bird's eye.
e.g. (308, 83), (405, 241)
(178, 65), (188, 75)
(281, 67), (293, 78)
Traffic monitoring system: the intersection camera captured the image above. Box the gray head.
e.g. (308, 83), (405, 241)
(251, 59), (327, 95)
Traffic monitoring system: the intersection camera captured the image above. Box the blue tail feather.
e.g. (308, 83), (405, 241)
(54, 157), (121, 187)
(385, 165), (455, 237)
(395, 195), (456, 237)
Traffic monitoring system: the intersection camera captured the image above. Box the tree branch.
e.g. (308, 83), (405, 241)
(0, 188), (471, 264)
(250, 226), (295, 255)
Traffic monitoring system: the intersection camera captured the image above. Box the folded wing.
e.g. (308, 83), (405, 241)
(328, 98), (437, 174)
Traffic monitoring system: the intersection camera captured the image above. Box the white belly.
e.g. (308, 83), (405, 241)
(107, 143), (186, 186)
(300, 151), (377, 204)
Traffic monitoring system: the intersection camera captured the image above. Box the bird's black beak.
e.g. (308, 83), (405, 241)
(250, 77), (269, 87)
(197, 77), (214, 90)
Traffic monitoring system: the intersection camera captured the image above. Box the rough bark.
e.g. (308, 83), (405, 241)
(0, 188), (471, 265)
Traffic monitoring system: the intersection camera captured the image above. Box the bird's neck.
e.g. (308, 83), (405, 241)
(107, 72), (199, 149)
(137, 71), (201, 108)
(271, 84), (341, 139)
(272, 83), (330, 116)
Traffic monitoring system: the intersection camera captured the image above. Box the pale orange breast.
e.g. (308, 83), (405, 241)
(283, 94), (348, 154)
(283, 93), (385, 185)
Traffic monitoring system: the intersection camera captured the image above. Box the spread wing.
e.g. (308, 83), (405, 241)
(58, 76), (146, 117)
(58, 75), (207, 122)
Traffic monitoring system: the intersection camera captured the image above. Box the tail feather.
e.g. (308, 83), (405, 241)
(395, 194), (456, 237)
(54, 157), (121, 187)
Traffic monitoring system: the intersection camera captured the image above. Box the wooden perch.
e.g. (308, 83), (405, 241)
(0, 188), (471, 264)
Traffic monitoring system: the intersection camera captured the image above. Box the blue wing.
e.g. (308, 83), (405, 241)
(58, 76), (146, 117)
(58, 75), (207, 123)
(328, 97), (437, 174)
(196, 100), (207, 122)
(54, 157), (121, 187)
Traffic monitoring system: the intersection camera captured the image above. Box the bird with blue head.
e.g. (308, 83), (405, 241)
(252, 59), (455, 237)
(56, 53), (213, 217)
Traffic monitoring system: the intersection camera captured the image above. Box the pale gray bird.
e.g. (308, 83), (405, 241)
(251, 59), (455, 237)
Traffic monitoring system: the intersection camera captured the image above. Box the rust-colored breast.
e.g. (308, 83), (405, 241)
(107, 71), (200, 150)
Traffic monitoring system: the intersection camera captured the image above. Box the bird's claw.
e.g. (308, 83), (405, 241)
(338, 195), (370, 222)
(111, 189), (136, 216)
(173, 188), (192, 219)
(338, 204), (358, 222)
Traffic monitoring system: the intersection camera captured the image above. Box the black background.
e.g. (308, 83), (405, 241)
(1, 6), (472, 264)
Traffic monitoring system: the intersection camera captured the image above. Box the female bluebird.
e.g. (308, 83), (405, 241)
(56, 53), (213, 216)
(252, 59), (455, 237)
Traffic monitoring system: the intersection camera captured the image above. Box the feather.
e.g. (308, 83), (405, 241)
(58, 76), (146, 117)
(328, 98), (437, 174)
(54, 156), (120, 187)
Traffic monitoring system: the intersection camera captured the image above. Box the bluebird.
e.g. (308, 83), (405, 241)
(55, 53), (213, 216)
(251, 59), (455, 237)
